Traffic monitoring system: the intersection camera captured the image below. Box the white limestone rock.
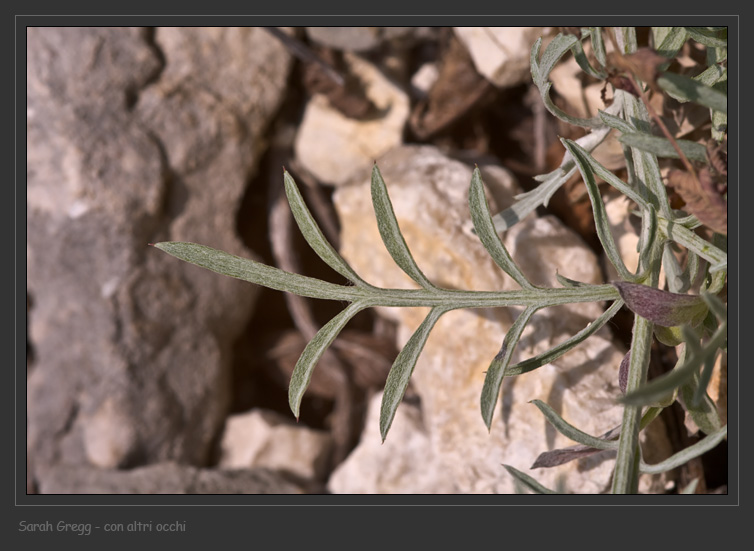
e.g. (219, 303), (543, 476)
(294, 53), (410, 186)
(219, 409), (333, 483)
(454, 27), (548, 88)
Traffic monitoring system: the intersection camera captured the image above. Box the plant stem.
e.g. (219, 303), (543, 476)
(612, 314), (654, 493)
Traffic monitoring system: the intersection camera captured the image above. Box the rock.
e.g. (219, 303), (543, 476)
(219, 409), (333, 483)
(305, 27), (414, 53)
(410, 62), (440, 98)
(330, 144), (672, 493)
(328, 392), (453, 494)
(26, 27), (291, 486)
(294, 52), (410, 186)
(37, 463), (303, 494)
(453, 27), (548, 88)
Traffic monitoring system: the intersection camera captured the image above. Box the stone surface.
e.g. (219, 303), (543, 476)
(219, 409), (333, 483)
(26, 27), (291, 487)
(305, 27), (415, 52)
(453, 27), (548, 88)
(37, 462), (303, 494)
(328, 392), (451, 494)
(330, 144), (672, 493)
(294, 52), (410, 186)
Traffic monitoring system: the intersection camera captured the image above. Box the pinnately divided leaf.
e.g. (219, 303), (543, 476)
(155, 169), (623, 440)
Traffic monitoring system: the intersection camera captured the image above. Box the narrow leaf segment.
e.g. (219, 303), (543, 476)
(371, 164), (437, 290)
(379, 306), (451, 441)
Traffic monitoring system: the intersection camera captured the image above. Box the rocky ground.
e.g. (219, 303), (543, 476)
(26, 27), (726, 494)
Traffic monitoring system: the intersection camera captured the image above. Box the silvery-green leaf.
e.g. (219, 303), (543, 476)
(663, 242), (689, 294)
(657, 72), (727, 114)
(702, 292), (727, 322)
(491, 101), (621, 232)
(637, 204), (658, 278)
(506, 299), (623, 377)
(469, 168), (535, 290)
(640, 425), (727, 474)
(683, 27), (727, 48)
(691, 349), (720, 410)
(682, 380), (722, 436)
(481, 306), (538, 430)
(563, 138), (642, 282)
(288, 301), (369, 419)
(153, 242), (359, 302)
(613, 26), (638, 53)
(589, 28), (606, 67)
(620, 322), (727, 406)
(679, 335), (722, 436)
(694, 64), (726, 87)
(379, 306), (450, 441)
(503, 465), (559, 494)
(561, 137), (648, 208)
(530, 399), (619, 450)
(530, 34), (578, 87)
(570, 36), (606, 79)
(531, 34), (603, 128)
(284, 170), (370, 287)
(712, 109), (727, 142)
(619, 93), (671, 216)
(371, 164), (437, 290)
(658, 217), (727, 273)
(652, 27), (688, 59)
(541, 81), (604, 128)
(617, 133), (708, 163)
(555, 272), (589, 287)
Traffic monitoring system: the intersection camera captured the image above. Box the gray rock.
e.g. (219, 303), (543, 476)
(26, 27), (291, 487)
(37, 462), (303, 494)
(305, 27), (415, 52)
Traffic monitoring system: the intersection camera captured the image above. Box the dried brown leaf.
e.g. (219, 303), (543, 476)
(409, 36), (493, 139)
(609, 47), (669, 88)
(667, 168), (727, 234)
(706, 137), (728, 177)
(302, 48), (378, 120)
